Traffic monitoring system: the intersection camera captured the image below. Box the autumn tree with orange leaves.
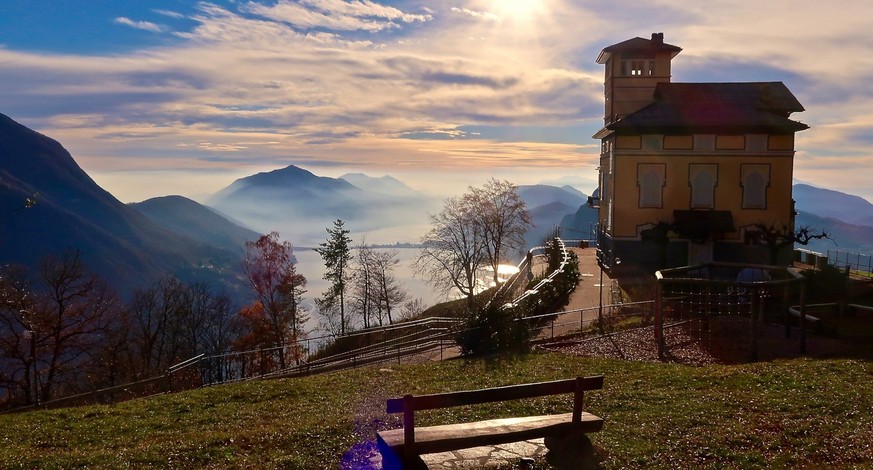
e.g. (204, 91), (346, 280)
(237, 232), (307, 369)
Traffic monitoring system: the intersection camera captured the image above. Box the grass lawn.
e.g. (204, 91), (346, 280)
(1, 352), (871, 468)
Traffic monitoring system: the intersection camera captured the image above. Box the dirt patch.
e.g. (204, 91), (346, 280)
(543, 318), (871, 365)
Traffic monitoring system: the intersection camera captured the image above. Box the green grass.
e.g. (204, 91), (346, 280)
(1, 353), (871, 469)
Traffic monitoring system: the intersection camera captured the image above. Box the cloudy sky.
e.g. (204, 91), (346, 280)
(2, 0), (872, 203)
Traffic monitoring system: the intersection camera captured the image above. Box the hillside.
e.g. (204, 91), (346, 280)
(795, 210), (873, 254)
(0, 353), (869, 468)
(559, 203), (599, 241)
(0, 113), (245, 295)
(130, 195), (261, 254)
(794, 183), (873, 227)
(518, 184), (586, 210)
(517, 184), (588, 250)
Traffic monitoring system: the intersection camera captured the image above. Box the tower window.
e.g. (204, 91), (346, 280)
(621, 60), (649, 76)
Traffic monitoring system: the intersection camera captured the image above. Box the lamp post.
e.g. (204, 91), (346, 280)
(596, 250), (620, 334)
(30, 325), (37, 405)
(596, 249), (605, 334)
(22, 319), (37, 405)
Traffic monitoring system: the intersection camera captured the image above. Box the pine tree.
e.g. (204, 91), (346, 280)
(315, 220), (352, 335)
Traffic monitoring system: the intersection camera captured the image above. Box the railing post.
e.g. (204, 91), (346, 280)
(655, 278), (664, 359)
(750, 286), (760, 362)
(577, 307), (582, 331)
(799, 281), (807, 354)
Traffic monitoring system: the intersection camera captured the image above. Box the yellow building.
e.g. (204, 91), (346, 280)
(592, 33), (808, 274)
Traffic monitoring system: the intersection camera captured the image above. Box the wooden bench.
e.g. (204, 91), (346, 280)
(376, 376), (604, 469)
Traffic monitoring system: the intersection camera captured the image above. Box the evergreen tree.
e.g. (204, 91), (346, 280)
(315, 220), (352, 335)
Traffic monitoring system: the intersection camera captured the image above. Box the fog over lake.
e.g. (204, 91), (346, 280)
(293, 247), (444, 334)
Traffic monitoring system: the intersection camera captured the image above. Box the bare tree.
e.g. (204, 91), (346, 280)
(35, 250), (120, 403)
(350, 245), (409, 327)
(399, 298), (428, 322)
(371, 249), (407, 325)
(349, 243), (377, 330)
(468, 179), (531, 286)
(416, 195), (485, 310)
(416, 181), (530, 309)
(1, 256), (132, 406)
(0, 265), (38, 405)
(130, 276), (186, 376)
(752, 223), (832, 265)
(196, 286), (237, 356)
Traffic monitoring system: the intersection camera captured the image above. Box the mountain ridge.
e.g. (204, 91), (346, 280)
(130, 195), (261, 254)
(793, 183), (873, 228)
(0, 112), (246, 297)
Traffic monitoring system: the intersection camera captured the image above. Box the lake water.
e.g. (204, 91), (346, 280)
(294, 247), (525, 335)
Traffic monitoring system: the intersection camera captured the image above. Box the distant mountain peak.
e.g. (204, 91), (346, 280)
(339, 172), (418, 196)
(242, 164), (350, 187)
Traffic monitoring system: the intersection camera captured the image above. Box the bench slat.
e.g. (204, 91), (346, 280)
(377, 412), (603, 455)
(386, 376), (604, 413)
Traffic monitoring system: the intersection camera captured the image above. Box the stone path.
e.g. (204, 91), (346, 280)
(420, 439), (547, 469)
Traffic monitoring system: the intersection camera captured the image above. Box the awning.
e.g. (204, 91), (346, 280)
(673, 210), (735, 241)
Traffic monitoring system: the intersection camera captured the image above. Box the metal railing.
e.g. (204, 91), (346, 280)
(500, 238), (572, 307)
(3, 354), (208, 414)
(8, 238), (606, 410)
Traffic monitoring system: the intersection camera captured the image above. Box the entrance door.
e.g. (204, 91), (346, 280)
(688, 240), (713, 265)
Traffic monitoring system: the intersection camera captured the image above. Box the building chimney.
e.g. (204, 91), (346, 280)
(651, 32), (664, 44)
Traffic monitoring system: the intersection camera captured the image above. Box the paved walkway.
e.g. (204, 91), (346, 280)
(366, 247), (608, 469)
(534, 247), (613, 341)
(419, 439), (547, 469)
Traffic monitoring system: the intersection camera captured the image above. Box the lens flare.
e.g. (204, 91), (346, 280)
(492, 0), (543, 20)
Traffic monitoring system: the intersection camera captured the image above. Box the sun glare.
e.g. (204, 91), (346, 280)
(492, 0), (544, 20)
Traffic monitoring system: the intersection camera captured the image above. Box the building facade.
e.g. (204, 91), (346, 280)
(593, 33), (808, 274)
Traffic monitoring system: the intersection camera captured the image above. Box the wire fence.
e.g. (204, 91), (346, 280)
(827, 249), (873, 275)
(655, 262), (809, 361)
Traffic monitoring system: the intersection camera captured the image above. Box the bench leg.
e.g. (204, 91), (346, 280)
(376, 444), (427, 470)
(544, 433), (600, 469)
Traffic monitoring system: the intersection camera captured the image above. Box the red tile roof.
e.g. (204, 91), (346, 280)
(608, 82), (808, 134)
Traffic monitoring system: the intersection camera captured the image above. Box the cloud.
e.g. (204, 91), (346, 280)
(113, 17), (168, 33)
(450, 7), (499, 21)
(242, 0), (431, 32)
(153, 9), (186, 19)
(3, 0), (873, 204)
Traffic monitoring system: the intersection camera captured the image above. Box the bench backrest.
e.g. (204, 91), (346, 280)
(386, 375), (603, 413)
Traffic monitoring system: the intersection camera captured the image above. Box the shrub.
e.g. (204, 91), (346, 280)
(455, 290), (532, 356)
(455, 244), (581, 356)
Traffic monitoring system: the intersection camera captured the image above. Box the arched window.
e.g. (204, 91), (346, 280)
(689, 164), (718, 208)
(742, 164), (770, 208)
(638, 164), (665, 208)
